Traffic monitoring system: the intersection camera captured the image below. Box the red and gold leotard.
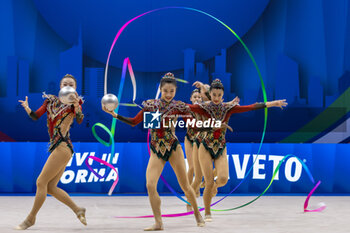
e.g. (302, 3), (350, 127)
(185, 110), (199, 145)
(185, 127), (198, 145)
(192, 102), (210, 148)
(29, 94), (84, 154)
(116, 99), (190, 161)
(188, 102), (266, 159)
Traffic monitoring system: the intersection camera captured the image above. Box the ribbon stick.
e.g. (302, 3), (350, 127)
(155, 84), (161, 100)
(119, 103), (141, 107)
(175, 78), (188, 84)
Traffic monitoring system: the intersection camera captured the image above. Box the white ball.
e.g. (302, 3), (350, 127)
(101, 94), (118, 112)
(59, 86), (78, 105)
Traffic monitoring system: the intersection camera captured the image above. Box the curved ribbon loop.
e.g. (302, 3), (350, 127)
(102, 6), (268, 211)
(86, 57), (137, 195)
(94, 6), (325, 215)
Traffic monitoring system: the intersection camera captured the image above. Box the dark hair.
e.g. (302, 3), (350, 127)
(160, 72), (177, 88)
(209, 79), (224, 92)
(60, 74), (77, 86)
(190, 89), (200, 98)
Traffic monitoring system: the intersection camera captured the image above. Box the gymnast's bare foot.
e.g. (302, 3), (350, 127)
(204, 214), (213, 222)
(75, 207), (87, 226)
(195, 214), (205, 227)
(144, 222), (164, 231)
(15, 216), (35, 230)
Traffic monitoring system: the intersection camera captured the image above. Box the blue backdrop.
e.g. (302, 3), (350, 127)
(1, 142), (349, 194)
(1, 0), (350, 143)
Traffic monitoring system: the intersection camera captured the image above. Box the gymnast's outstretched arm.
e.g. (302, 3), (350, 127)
(102, 105), (144, 127)
(19, 96), (48, 121)
(226, 99), (288, 118)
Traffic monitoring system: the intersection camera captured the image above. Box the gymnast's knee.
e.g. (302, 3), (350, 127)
(36, 177), (48, 190)
(216, 175), (228, 186)
(204, 179), (214, 189)
(47, 184), (57, 195)
(182, 184), (194, 193)
(146, 182), (157, 193)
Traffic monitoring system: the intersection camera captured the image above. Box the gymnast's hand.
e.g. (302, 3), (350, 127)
(18, 96), (31, 114)
(266, 99), (288, 109)
(192, 81), (204, 89)
(71, 95), (81, 109)
(102, 105), (118, 118)
(222, 123), (233, 132)
(193, 81), (210, 92)
(274, 99), (288, 109)
(227, 96), (240, 105)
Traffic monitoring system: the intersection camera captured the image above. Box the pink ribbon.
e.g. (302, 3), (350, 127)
(304, 181), (326, 212)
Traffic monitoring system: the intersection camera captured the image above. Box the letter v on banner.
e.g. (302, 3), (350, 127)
(231, 154), (250, 179)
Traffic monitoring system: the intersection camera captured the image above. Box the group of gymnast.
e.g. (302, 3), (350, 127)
(17, 73), (287, 230)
